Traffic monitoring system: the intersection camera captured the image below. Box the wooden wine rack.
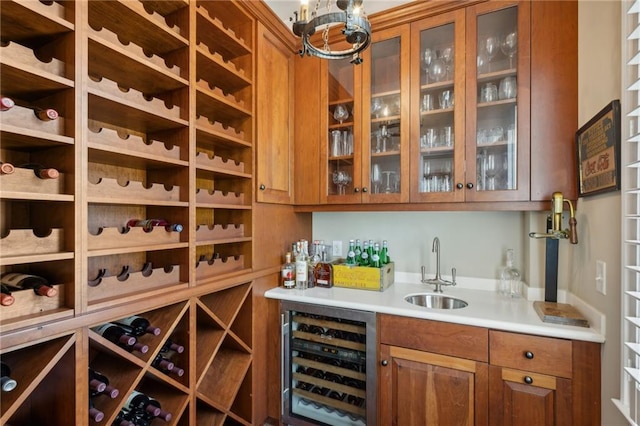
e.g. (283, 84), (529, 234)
(0, 1), (272, 425)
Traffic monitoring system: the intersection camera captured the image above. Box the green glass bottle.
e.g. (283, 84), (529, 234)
(380, 240), (390, 264)
(360, 240), (370, 266)
(346, 239), (357, 265)
(354, 239), (363, 265)
(371, 243), (382, 268)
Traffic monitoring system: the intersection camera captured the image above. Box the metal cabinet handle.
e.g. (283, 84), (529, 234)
(466, 182), (474, 189)
(525, 351), (534, 359)
(354, 187), (360, 193)
(524, 376), (533, 385)
(456, 183), (464, 189)
(362, 187), (368, 193)
(259, 184), (266, 190)
(381, 360), (388, 366)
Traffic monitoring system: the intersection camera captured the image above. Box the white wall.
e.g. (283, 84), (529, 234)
(313, 1), (625, 423)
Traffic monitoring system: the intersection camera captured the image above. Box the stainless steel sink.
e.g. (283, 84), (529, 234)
(404, 293), (468, 309)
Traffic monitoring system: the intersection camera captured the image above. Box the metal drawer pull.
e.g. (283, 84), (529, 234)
(381, 360), (388, 366)
(524, 351), (534, 359)
(524, 376), (533, 385)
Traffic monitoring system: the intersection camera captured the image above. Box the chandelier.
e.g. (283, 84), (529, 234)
(291, 0), (371, 64)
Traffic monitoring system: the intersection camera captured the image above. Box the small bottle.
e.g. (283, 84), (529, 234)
(113, 315), (161, 337)
(371, 243), (381, 268)
(500, 249), (522, 298)
(0, 284), (15, 306)
(91, 323), (137, 348)
(367, 239), (374, 262)
(0, 272), (58, 297)
(1, 362), (17, 392)
(295, 243), (308, 290)
(314, 247), (333, 288)
(354, 239), (363, 265)
(0, 162), (15, 175)
(360, 240), (370, 266)
(1, 96), (15, 111)
(346, 240), (357, 265)
(380, 240), (390, 264)
(18, 163), (59, 179)
(125, 340), (149, 355)
(281, 252), (296, 289)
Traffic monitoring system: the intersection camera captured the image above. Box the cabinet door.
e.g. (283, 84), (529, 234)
(489, 366), (572, 426)
(321, 42), (363, 204)
(465, 1), (531, 202)
(379, 344), (488, 426)
(256, 23), (294, 204)
(410, 9), (466, 203)
(362, 26), (410, 203)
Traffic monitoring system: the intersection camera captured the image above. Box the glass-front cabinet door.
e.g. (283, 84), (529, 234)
(322, 45), (362, 204)
(410, 10), (465, 203)
(465, 1), (530, 202)
(362, 26), (410, 203)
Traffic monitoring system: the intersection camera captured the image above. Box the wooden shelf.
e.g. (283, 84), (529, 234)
(195, 5), (251, 61)
(195, 81), (252, 124)
(0, 1), (74, 43)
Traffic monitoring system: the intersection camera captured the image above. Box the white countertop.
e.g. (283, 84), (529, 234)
(265, 274), (605, 343)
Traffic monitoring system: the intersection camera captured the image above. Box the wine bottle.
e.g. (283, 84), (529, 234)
(113, 315), (161, 337)
(160, 339), (184, 354)
(0, 284), (15, 306)
(91, 323), (137, 348)
(124, 390), (162, 418)
(18, 163), (59, 179)
(157, 349), (184, 377)
(112, 410), (136, 426)
(1, 362), (17, 392)
(89, 368), (119, 399)
(0, 162), (15, 175)
(0, 272), (58, 297)
(89, 399), (105, 422)
(30, 106), (58, 121)
(151, 353), (174, 372)
(145, 396), (172, 422)
(126, 340), (149, 355)
(126, 219), (183, 233)
(1, 96), (15, 111)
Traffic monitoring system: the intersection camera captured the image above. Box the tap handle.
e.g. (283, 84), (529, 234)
(451, 267), (457, 285)
(569, 217), (578, 244)
(421, 265), (426, 281)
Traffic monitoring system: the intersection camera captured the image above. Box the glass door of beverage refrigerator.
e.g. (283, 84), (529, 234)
(362, 26), (409, 203)
(466, 1), (530, 202)
(410, 10), (465, 203)
(324, 51), (362, 204)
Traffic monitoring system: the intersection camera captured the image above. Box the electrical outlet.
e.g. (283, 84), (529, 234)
(332, 240), (343, 258)
(596, 260), (606, 295)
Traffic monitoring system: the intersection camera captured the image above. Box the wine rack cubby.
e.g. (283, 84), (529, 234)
(1, 0), (260, 424)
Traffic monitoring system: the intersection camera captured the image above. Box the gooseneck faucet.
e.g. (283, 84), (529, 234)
(421, 237), (456, 293)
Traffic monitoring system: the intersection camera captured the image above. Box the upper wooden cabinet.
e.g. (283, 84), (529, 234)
(293, 0), (577, 210)
(256, 23), (294, 204)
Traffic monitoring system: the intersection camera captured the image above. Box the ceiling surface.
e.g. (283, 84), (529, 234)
(263, 0), (412, 29)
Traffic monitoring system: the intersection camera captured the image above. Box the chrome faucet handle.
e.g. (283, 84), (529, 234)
(421, 265), (427, 282)
(451, 267), (457, 286)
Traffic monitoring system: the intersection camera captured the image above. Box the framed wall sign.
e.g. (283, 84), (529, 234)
(576, 99), (621, 197)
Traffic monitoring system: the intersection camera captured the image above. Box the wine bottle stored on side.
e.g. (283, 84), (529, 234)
(145, 396), (172, 422)
(18, 163), (59, 179)
(113, 315), (161, 337)
(126, 219), (183, 233)
(160, 339), (184, 354)
(1, 362), (17, 392)
(29, 106), (58, 121)
(0, 284), (15, 306)
(151, 354), (174, 372)
(0, 162), (15, 175)
(112, 410), (136, 426)
(1, 96), (15, 111)
(89, 399), (105, 422)
(123, 390), (162, 418)
(91, 323), (137, 348)
(125, 340), (149, 355)
(89, 368), (119, 399)
(0, 272), (58, 297)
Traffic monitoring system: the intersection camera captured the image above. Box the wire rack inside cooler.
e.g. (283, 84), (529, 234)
(282, 301), (376, 426)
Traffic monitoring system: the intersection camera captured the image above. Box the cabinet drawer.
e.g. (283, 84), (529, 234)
(379, 314), (488, 362)
(489, 330), (572, 378)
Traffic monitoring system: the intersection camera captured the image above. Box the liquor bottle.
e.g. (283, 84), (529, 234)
(1, 362), (17, 392)
(346, 239), (357, 265)
(0, 284), (15, 306)
(314, 247), (333, 288)
(18, 163), (59, 179)
(295, 242), (309, 290)
(500, 249), (522, 298)
(89, 399), (105, 422)
(113, 315), (161, 337)
(371, 242), (382, 268)
(354, 239), (363, 264)
(0, 162), (15, 175)
(91, 323), (137, 348)
(281, 252), (296, 289)
(145, 396), (172, 422)
(124, 390), (162, 418)
(89, 368), (119, 398)
(1, 96), (15, 111)
(360, 240), (370, 266)
(380, 240), (390, 264)
(126, 219), (183, 233)
(0, 272), (58, 297)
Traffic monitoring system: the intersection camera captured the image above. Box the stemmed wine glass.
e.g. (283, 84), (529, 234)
(333, 104), (349, 124)
(440, 46), (454, 80)
(332, 170), (352, 195)
(371, 164), (382, 194)
(501, 31), (517, 69)
(371, 98), (382, 119)
(483, 34), (500, 72)
(382, 171), (396, 193)
(483, 152), (500, 190)
(421, 47), (435, 84)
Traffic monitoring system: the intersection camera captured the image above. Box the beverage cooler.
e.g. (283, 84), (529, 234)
(281, 301), (377, 426)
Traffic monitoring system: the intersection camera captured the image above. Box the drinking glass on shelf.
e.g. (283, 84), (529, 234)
(333, 104), (349, 124)
(439, 90), (453, 109)
(499, 76), (517, 100)
(501, 31), (518, 69)
(332, 170), (352, 195)
(484, 152), (500, 190)
(382, 171), (396, 193)
(331, 130), (342, 156)
(371, 164), (382, 194)
(441, 46), (454, 79)
(371, 98), (382, 118)
(482, 34), (500, 72)
(421, 47), (435, 84)
(428, 58), (446, 82)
